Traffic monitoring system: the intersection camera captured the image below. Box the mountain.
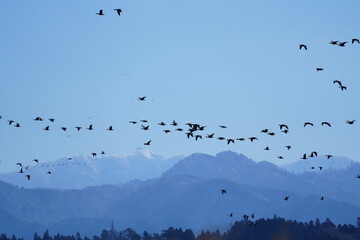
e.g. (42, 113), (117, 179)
(281, 155), (355, 173)
(0, 149), (182, 189)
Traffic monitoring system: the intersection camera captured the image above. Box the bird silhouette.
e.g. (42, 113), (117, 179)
(114, 9), (122, 16)
(310, 151), (318, 157)
(261, 129), (269, 133)
(284, 196), (289, 201)
(346, 120), (356, 125)
(229, 213), (233, 217)
(227, 139), (235, 145)
(326, 155), (333, 159)
(141, 125), (149, 130)
(282, 129), (289, 134)
(338, 41), (347, 47)
(16, 162), (23, 167)
(129, 121), (137, 124)
(321, 122), (331, 127)
(175, 128), (183, 131)
(25, 175), (31, 180)
(49, 118), (55, 122)
(158, 122), (166, 126)
(206, 133), (215, 138)
(140, 120), (148, 123)
(352, 38), (360, 44)
(14, 123), (21, 128)
(320, 196), (324, 200)
(319, 166), (323, 171)
(186, 132), (193, 138)
(34, 117), (43, 121)
(44, 126), (50, 131)
(316, 68), (324, 71)
(195, 135), (202, 141)
(100, 151), (105, 155)
(91, 153), (97, 157)
(138, 96), (146, 101)
(60, 127), (67, 131)
(144, 140), (151, 146)
(96, 9), (104, 15)
(47, 171), (52, 174)
(75, 126), (82, 131)
(87, 124), (93, 130)
(217, 137), (225, 140)
(279, 124), (288, 130)
(236, 138), (245, 141)
(163, 130), (171, 133)
(340, 85), (347, 91)
(285, 145), (292, 150)
(267, 132), (275, 136)
(304, 122), (314, 127)
(301, 153), (307, 160)
(249, 137), (258, 142)
(277, 156), (284, 159)
(333, 80), (342, 86)
(221, 189), (227, 194)
(107, 126), (114, 131)
(33, 159), (39, 163)
(8, 120), (14, 125)
(299, 44), (307, 50)
(264, 146), (270, 151)
(329, 40), (338, 45)
(219, 125), (227, 128)
(171, 120), (178, 126)
(19, 168), (23, 173)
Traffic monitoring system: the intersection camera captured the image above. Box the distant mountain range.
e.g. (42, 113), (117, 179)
(0, 151), (359, 239)
(0, 149), (182, 189)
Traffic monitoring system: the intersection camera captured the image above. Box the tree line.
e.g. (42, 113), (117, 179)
(1, 216), (360, 240)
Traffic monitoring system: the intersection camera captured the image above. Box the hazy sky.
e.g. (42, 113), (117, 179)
(0, 0), (359, 173)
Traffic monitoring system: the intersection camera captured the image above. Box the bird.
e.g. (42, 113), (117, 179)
(264, 146), (270, 151)
(33, 159), (39, 163)
(326, 155), (333, 159)
(114, 8), (122, 16)
(158, 122), (166, 126)
(16, 162), (23, 167)
(129, 121), (137, 124)
(107, 126), (114, 131)
(329, 40), (338, 45)
(267, 132), (275, 136)
(346, 120), (356, 125)
(261, 129), (269, 133)
(284, 196), (289, 201)
(279, 124), (288, 130)
(163, 130), (171, 133)
(340, 86), (347, 91)
(14, 123), (21, 128)
(144, 140), (151, 146)
(301, 153), (307, 160)
(356, 175), (360, 179)
(87, 124), (93, 130)
(282, 129), (289, 134)
(249, 137), (258, 142)
(206, 133), (215, 138)
(100, 151), (105, 155)
(96, 9), (104, 15)
(338, 41), (347, 47)
(251, 213), (255, 219)
(352, 38), (360, 44)
(304, 122), (314, 127)
(185, 132), (193, 138)
(285, 145), (292, 150)
(236, 138), (245, 141)
(316, 68), (324, 72)
(321, 122), (331, 127)
(243, 215), (249, 220)
(75, 126), (82, 131)
(310, 151), (318, 157)
(195, 135), (202, 141)
(333, 80), (342, 86)
(217, 137), (225, 140)
(319, 166), (323, 171)
(91, 153), (97, 157)
(141, 125), (149, 130)
(175, 128), (183, 131)
(227, 139), (235, 145)
(171, 120), (178, 126)
(140, 120), (148, 123)
(320, 196), (324, 200)
(25, 175), (31, 180)
(8, 120), (14, 125)
(221, 189), (227, 194)
(219, 125), (227, 128)
(19, 168), (23, 173)
(44, 126), (50, 131)
(47, 171), (52, 174)
(33, 117), (43, 121)
(310, 167), (315, 170)
(277, 156), (284, 159)
(229, 213), (233, 217)
(60, 127), (67, 131)
(138, 96), (146, 101)
(299, 44), (307, 50)
(49, 118), (55, 122)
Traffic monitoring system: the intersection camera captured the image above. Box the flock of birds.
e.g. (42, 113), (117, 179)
(1, 8), (359, 224)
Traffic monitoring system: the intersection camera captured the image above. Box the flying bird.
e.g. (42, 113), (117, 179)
(140, 120), (148, 123)
(346, 120), (356, 125)
(316, 68), (324, 72)
(91, 153), (97, 157)
(219, 125), (227, 128)
(158, 122), (166, 126)
(60, 127), (67, 131)
(227, 139), (235, 145)
(144, 140), (151, 146)
(114, 8), (122, 16)
(320, 196), (324, 200)
(340, 85), (347, 91)
(141, 125), (149, 130)
(236, 138), (245, 141)
(352, 38), (360, 44)
(163, 130), (171, 133)
(321, 122), (331, 127)
(285, 145), (292, 150)
(129, 121), (137, 124)
(299, 44), (307, 50)
(282, 129), (289, 134)
(301, 153), (307, 160)
(310, 151), (318, 157)
(217, 137), (225, 140)
(284, 196), (289, 201)
(49, 118), (55, 122)
(175, 128), (183, 131)
(195, 135), (202, 141)
(329, 40), (338, 45)
(326, 155), (333, 159)
(206, 133), (215, 138)
(33, 159), (39, 163)
(249, 137), (258, 142)
(107, 126), (114, 131)
(171, 120), (178, 126)
(14, 123), (21, 127)
(261, 129), (269, 133)
(75, 126), (82, 131)
(337, 41), (347, 47)
(229, 213), (233, 217)
(34, 117), (43, 121)
(279, 124), (288, 130)
(43, 126), (50, 131)
(304, 122), (314, 127)
(221, 189), (227, 194)
(96, 9), (104, 15)
(264, 146), (270, 151)
(267, 132), (275, 136)
(277, 156), (284, 159)
(87, 124), (93, 130)
(100, 151), (105, 155)
(138, 96), (146, 101)
(8, 120), (14, 125)
(333, 80), (342, 86)
(25, 175), (31, 180)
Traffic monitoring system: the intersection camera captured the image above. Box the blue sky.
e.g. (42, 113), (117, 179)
(0, 0), (359, 172)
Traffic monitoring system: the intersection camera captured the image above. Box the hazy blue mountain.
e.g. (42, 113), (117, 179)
(0, 149), (182, 189)
(0, 151), (359, 238)
(281, 155), (355, 173)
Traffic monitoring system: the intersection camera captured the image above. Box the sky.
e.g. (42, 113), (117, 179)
(0, 0), (359, 173)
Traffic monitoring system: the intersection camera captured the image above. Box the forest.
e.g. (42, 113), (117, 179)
(2, 217), (360, 240)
